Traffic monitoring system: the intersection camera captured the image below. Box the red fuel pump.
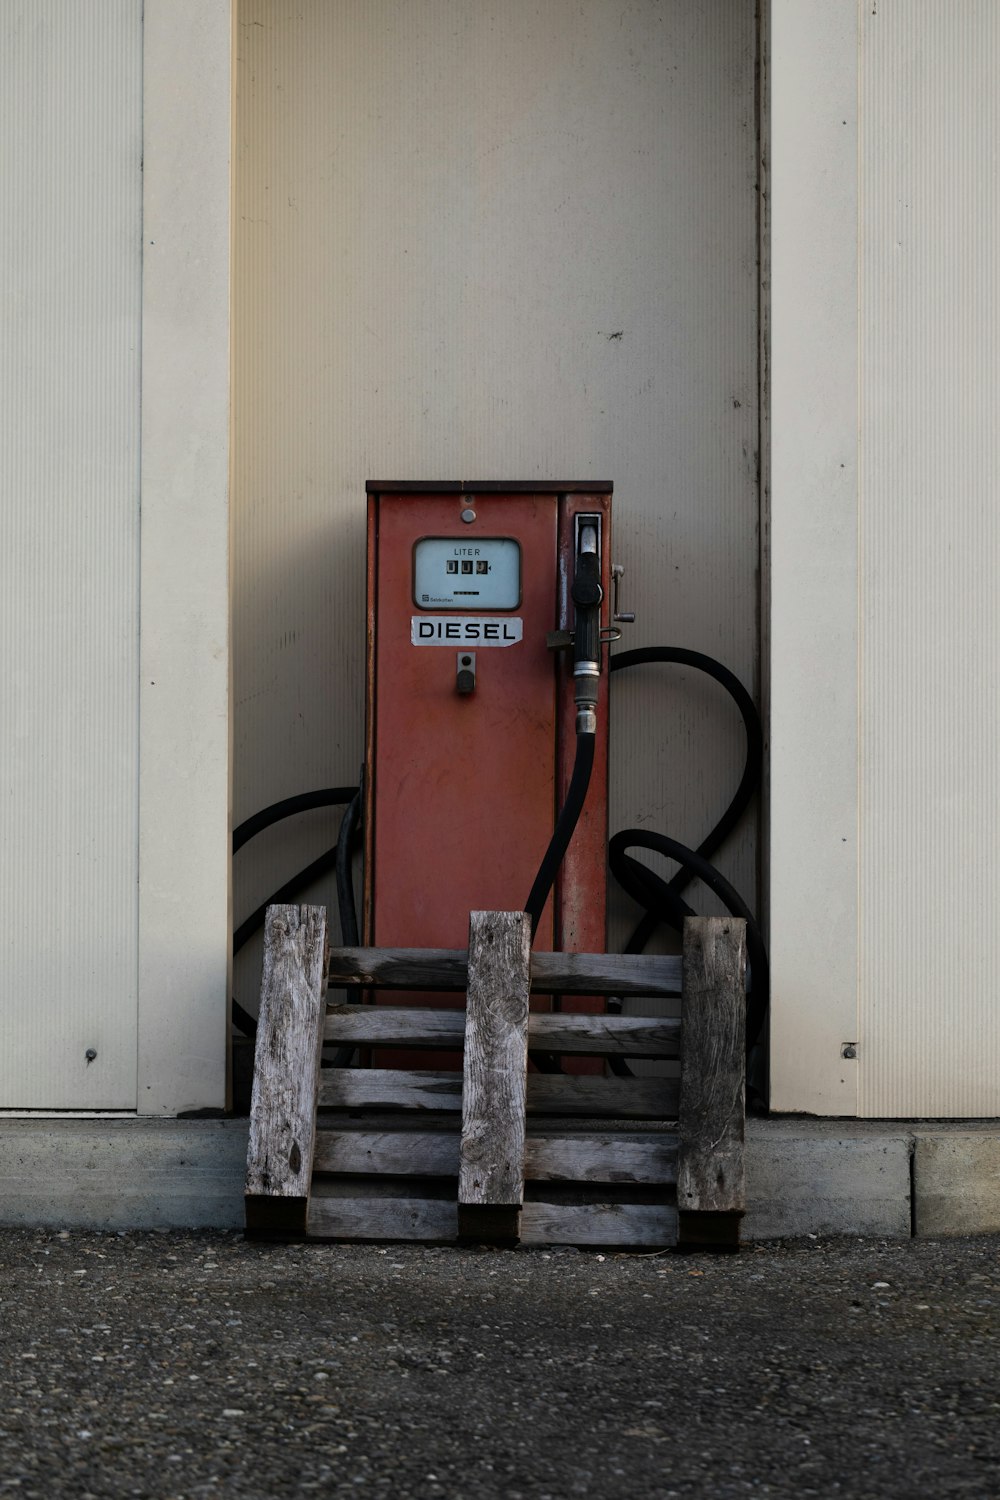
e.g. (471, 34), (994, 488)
(363, 482), (620, 1061)
(364, 481), (617, 962)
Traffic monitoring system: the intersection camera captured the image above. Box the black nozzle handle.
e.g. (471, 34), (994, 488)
(572, 550), (603, 730)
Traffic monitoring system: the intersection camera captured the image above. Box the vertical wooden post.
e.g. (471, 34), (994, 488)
(677, 916), (747, 1250)
(245, 904), (329, 1237)
(458, 911), (531, 1244)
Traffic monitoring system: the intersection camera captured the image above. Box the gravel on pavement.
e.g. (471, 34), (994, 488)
(2, 1228), (999, 1499)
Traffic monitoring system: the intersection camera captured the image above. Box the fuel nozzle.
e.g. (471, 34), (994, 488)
(572, 518), (603, 735)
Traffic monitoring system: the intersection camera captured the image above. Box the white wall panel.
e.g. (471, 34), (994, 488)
(858, 2), (1000, 1116)
(770, 0), (1000, 1116)
(768, 0), (859, 1114)
(232, 0), (760, 1011)
(0, 3), (142, 1107)
(138, 0), (232, 1115)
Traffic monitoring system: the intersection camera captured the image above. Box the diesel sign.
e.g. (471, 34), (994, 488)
(410, 615), (523, 647)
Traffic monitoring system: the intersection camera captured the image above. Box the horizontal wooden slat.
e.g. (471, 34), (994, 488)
(326, 947), (682, 996)
(317, 1069), (678, 1118)
(307, 1195), (457, 1241)
(312, 1129), (678, 1184)
(529, 1076), (678, 1118)
(523, 1134), (677, 1185)
(305, 1195), (677, 1246)
(327, 949), (468, 992)
(325, 1006), (466, 1047)
(324, 1006), (681, 1057)
(533, 952), (681, 997)
(533, 1014), (679, 1057)
(319, 1070), (463, 1111)
(520, 1201), (677, 1247)
(313, 1129), (458, 1176)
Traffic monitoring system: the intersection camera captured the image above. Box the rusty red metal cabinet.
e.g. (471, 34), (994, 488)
(364, 482), (613, 1051)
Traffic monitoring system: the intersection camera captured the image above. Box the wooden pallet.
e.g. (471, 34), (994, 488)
(245, 907), (746, 1250)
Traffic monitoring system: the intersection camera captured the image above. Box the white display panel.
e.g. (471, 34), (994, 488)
(413, 536), (521, 609)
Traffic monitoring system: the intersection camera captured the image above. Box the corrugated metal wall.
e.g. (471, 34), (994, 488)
(232, 0), (760, 1012)
(1, 3), (142, 1108)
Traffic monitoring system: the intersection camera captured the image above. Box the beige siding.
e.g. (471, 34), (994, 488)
(137, 0), (232, 1114)
(1, 1), (232, 1114)
(858, 3), (1000, 1116)
(232, 0), (761, 1010)
(771, 0), (1000, 1115)
(0, 3), (142, 1108)
(768, 0), (860, 1114)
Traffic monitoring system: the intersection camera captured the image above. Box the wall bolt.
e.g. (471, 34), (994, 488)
(85, 1049), (97, 1064)
(841, 1042), (857, 1060)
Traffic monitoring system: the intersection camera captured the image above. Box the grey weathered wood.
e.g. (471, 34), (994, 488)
(312, 1129), (678, 1184)
(306, 1195), (458, 1242)
(677, 916), (747, 1247)
(528, 1013), (680, 1058)
(245, 904), (329, 1236)
(325, 1005), (466, 1049)
(523, 1133), (678, 1185)
(326, 948), (468, 993)
(520, 1201), (678, 1248)
(532, 951), (681, 997)
(313, 1129), (460, 1177)
(318, 1069), (678, 1118)
(458, 912), (531, 1242)
(305, 1196), (676, 1246)
(326, 946), (682, 996)
(528, 1075), (678, 1119)
(324, 1005), (681, 1057)
(318, 1069), (464, 1111)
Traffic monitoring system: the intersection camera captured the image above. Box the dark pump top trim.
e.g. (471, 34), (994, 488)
(366, 480), (613, 495)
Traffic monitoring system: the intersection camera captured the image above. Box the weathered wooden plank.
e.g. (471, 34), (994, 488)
(326, 946), (682, 996)
(313, 1129), (460, 1177)
(325, 1005), (465, 1048)
(306, 1196), (677, 1246)
(528, 1013), (680, 1058)
(327, 948), (468, 992)
(523, 1133), (678, 1185)
(245, 904), (329, 1236)
(677, 916), (747, 1249)
(312, 1129), (677, 1184)
(519, 1201), (678, 1247)
(318, 1069), (463, 1111)
(458, 912), (531, 1242)
(318, 1069), (678, 1118)
(323, 1005), (681, 1057)
(528, 1075), (678, 1119)
(532, 951), (681, 997)
(306, 1195), (458, 1242)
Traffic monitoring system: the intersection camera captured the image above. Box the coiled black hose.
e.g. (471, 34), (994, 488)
(523, 646), (767, 1080)
(232, 787), (358, 855)
(609, 648), (761, 956)
(231, 784), (361, 1040)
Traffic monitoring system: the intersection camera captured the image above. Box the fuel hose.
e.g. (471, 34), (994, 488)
(523, 646), (767, 1083)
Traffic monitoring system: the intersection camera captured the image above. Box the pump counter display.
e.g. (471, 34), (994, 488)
(413, 536), (521, 609)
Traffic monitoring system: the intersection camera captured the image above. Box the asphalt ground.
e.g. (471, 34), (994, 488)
(1, 1229), (999, 1500)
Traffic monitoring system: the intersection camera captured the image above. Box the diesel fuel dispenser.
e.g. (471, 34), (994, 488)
(233, 480), (768, 1099)
(364, 481), (617, 964)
